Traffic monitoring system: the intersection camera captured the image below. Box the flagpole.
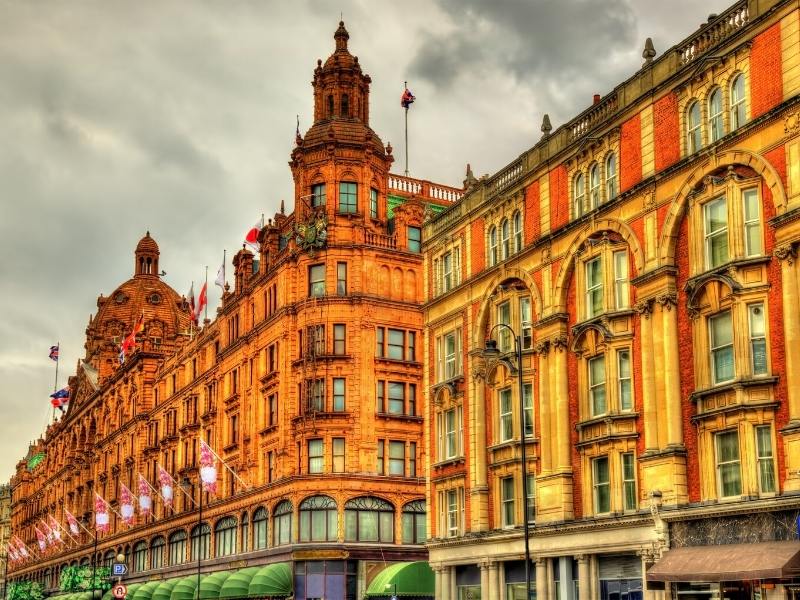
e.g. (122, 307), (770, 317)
(204, 266), (208, 323)
(203, 442), (251, 490)
(52, 341), (59, 422)
(404, 81), (409, 176)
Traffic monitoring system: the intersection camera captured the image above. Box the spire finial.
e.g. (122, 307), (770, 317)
(334, 20), (349, 51)
(541, 114), (552, 137)
(642, 37), (656, 66)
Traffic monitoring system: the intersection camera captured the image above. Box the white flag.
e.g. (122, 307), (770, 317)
(215, 260), (225, 289)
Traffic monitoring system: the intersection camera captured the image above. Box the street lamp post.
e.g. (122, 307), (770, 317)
(82, 517), (99, 600)
(482, 324), (533, 600)
(181, 477), (202, 600)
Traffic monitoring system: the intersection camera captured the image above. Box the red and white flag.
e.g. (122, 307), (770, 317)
(35, 527), (47, 552)
(47, 515), (63, 543)
(158, 466), (175, 508)
(65, 509), (80, 536)
(119, 483), (135, 525)
(195, 282), (207, 324)
(6, 543), (18, 563)
(137, 473), (153, 515)
(244, 218), (263, 251)
(14, 537), (30, 559)
(199, 439), (218, 495)
(94, 493), (110, 533)
(40, 519), (55, 544)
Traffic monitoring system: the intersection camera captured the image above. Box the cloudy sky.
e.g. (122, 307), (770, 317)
(0, 0), (733, 481)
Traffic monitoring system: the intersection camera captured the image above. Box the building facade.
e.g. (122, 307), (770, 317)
(423, 0), (800, 598)
(0, 484), (11, 596)
(8, 23), (460, 600)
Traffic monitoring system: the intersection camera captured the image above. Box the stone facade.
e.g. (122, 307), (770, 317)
(423, 1), (800, 598)
(8, 23), (460, 600)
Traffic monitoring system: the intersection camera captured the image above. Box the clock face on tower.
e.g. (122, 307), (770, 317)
(294, 212), (328, 257)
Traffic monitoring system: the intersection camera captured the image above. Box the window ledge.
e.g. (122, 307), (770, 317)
(685, 255), (771, 294)
(292, 353), (351, 367)
(259, 370), (279, 384)
(690, 376), (778, 401)
(432, 456), (466, 469)
(291, 411), (351, 423)
(375, 357), (422, 367)
(572, 309), (636, 337)
(376, 412), (422, 422)
(576, 411), (639, 432)
(258, 424), (278, 436)
(487, 436), (537, 453)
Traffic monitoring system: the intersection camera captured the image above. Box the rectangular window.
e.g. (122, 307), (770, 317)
(622, 452), (637, 511)
(743, 188), (762, 257)
(501, 476), (515, 527)
(333, 324), (346, 355)
(408, 384), (417, 416)
(408, 226), (421, 252)
(593, 456), (611, 514)
(613, 250), (629, 309)
(523, 383), (533, 437)
(311, 183), (326, 207)
(617, 349), (632, 411)
(408, 331), (416, 362)
(333, 377), (346, 411)
(443, 251), (454, 292)
(497, 302), (512, 352)
(332, 438), (345, 473)
(749, 303), (767, 375)
(308, 324), (325, 357)
(756, 425), (775, 493)
(376, 439), (385, 475)
(526, 474), (536, 523)
(376, 327), (384, 357)
(443, 331), (459, 380)
(268, 393), (278, 426)
(443, 407), (459, 459)
(308, 439), (323, 474)
(704, 197), (729, 268)
(709, 311), (735, 384)
(267, 451), (275, 482)
(499, 388), (513, 442)
(520, 296), (533, 350)
(589, 355), (607, 416)
(309, 264), (325, 297)
(376, 380), (385, 413)
(338, 181), (357, 213)
(586, 257), (604, 318)
(388, 381), (405, 414)
(716, 430), (742, 497)
(446, 489), (459, 537)
(307, 378), (324, 412)
(370, 187), (378, 219)
(389, 441), (405, 476)
(388, 328), (404, 360)
(409, 441), (417, 477)
(336, 262), (347, 296)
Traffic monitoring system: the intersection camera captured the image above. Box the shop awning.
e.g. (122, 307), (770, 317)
(132, 580), (162, 600)
(648, 541), (800, 582)
(219, 567), (260, 599)
(248, 563), (292, 598)
(365, 561), (435, 598)
(151, 578), (179, 600)
(199, 571), (232, 600)
(170, 575), (205, 600)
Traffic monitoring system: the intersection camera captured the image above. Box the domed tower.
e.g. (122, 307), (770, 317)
(290, 21), (393, 224)
(83, 233), (192, 382)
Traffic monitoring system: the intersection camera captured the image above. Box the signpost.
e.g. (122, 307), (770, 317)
(112, 563), (128, 577)
(112, 583), (127, 599)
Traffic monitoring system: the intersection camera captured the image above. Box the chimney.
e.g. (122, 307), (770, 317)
(593, 94), (601, 105)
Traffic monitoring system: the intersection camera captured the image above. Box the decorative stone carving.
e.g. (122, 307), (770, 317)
(655, 292), (677, 311)
(551, 335), (569, 352)
(633, 298), (654, 318)
(533, 339), (550, 355)
(775, 242), (797, 265)
(784, 111), (800, 135)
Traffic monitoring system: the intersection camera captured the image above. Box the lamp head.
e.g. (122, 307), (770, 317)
(482, 338), (500, 360)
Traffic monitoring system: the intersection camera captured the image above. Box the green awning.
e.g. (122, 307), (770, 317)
(365, 562), (435, 598)
(219, 567), (260, 599)
(151, 579), (179, 600)
(248, 563), (292, 597)
(73, 593), (95, 600)
(198, 572), (232, 600)
(170, 575), (204, 600)
(102, 583), (142, 600)
(132, 580), (162, 600)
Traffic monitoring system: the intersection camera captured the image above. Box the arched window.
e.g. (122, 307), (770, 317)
(605, 153), (618, 201)
(240, 511), (249, 553)
(168, 530), (186, 565)
(730, 74), (746, 130)
(190, 522), (210, 561)
(708, 87), (724, 143)
(574, 173), (586, 217)
(132, 541), (147, 573)
(214, 516), (238, 557)
(589, 163), (600, 209)
(341, 94), (350, 118)
(501, 218), (510, 260)
(273, 501), (292, 546)
(687, 100), (702, 153)
(103, 549), (116, 568)
(150, 536), (165, 569)
(253, 507), (268, 550)
(328, 95), (334, 118)
(299, 495), (338, 542)
(513, 211), (523, 253)
(488, 226), (498, 266)
(344, 496), (394, 542)
(402, 500), (426, 544)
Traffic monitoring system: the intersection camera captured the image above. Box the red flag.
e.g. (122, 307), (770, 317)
(119, 313), (145, 363)
(94, 493), (110, 533)
(65, 509), (80, 536)
(244, 218), (263, 251)
(158, 466), (175, 508)
(199, 439), (218, 495)
(119, 483), (135, 526)
(137, 474), (153, 515)
(195, 282), (207, 324)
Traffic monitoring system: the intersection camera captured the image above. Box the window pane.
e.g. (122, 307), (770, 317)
(408, 226), (421, 252)
(589, 355), (606, 416)
(523, 383), (533, 436)
(388, 382), (405, 414)
(749, 304), (767, 375)
(710, 311), (734, 383)
(613, 250), (629, 309)
(743, 188), (762, 256)
(339, 182), (357, 213)
(499, 389), (513, 441)
(704, 197), (729, 268)
(311, 183), (326, 207)
(586, 257), (603, 317)
(709, 89), (724, 142)
(716, 431), (742, 497)
(388, 329), (404, 360)
(618, 350), (632, 411)
(756, 426), (775, 493)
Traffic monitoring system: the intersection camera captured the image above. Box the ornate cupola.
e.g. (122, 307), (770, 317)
(134, 231), (160, 278)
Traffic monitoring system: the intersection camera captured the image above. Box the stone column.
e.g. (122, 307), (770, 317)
(635, 299), (658, 451)
(535, 342), (553, 474)
(777, 244), (800, 422)
(434, 565), (443, 600)
(440, 565), (452, 599)
(471, 356), (489, 531)
(553, 336), (571, 470)
(488, 561), (500, 600)
(480, 561), (490, 599)
(535, 557), (550, 600)
(576, 555), (590, 600)
(657, 293), (683, 447)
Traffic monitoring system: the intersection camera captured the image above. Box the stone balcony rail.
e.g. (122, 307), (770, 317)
(388, 174), (464, 202)
(678, 1), (749, 64)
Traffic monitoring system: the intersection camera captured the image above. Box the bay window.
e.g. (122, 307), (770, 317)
(715, 430), (742, 498)
(501, 476), (515, 527)
(589, 355), (607, 416)
(709, 311), (734, 384)
(755, 425), (775, 493)
(499, 388), (513, 442)
(704, 197), (729, 268)
(593, 456), (611, 514)
(586, 257), (603, 318)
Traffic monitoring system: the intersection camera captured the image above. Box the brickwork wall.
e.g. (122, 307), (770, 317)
(549, 165), (569, 232)
(751, 22), (784, 118)
(620, 114), (642, 193)
(653, 92), (681, 172)
(524, 181), (541, 244)
(471, 218), (486, 276)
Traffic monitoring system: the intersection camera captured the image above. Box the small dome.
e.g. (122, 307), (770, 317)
(135, 231), (159, 255)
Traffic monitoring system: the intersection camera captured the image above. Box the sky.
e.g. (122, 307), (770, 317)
(0, 0), (734, 482)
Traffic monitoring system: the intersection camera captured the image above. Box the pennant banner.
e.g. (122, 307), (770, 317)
(65, 509), (80, 536)
(138, 473), (153, 515)
(199, 439), (218, 495)
(119, 483), (135, 526)
(94, 493), (110, 533)
(158, 467), (174, 508)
